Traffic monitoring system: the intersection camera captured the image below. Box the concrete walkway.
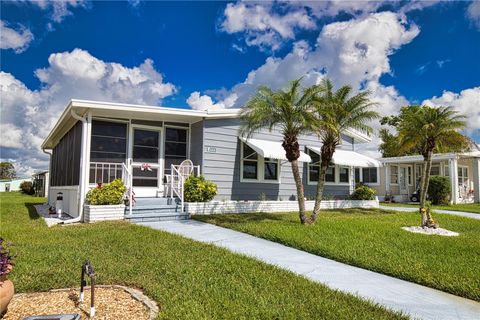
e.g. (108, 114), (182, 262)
(137, 220), (480, 320)
(379, 205), (480, 220)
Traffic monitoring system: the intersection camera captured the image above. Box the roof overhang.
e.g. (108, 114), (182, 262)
(240, 137), (311, 163)
(308, 147), (382, 167)
(380, 151), (480, 164)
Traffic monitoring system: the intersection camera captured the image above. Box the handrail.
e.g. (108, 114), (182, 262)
(122, 162), (133, 216)
(169, 164), (200, 213)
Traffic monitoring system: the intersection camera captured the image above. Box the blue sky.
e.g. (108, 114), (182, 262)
(1, 1), (479, 174)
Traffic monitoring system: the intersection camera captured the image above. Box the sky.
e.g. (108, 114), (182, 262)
(1, 0), (479, 176)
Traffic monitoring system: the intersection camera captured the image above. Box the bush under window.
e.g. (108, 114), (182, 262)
(86, 178), (126, 205)
(350, 183), (376, 200)
(428, 176), (451, 205)
(184, 175), (218, 202)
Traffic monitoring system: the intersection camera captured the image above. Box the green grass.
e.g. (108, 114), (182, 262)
(194, 209), (480, 301)
(0, 193), (405, 319)
(380, 202), (480, 214)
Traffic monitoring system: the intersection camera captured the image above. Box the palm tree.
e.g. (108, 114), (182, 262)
(389, 105), (467, 227)
(239, 79), (319, 224)
(310, 79), (379, 223)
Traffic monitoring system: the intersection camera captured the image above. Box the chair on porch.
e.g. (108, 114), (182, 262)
(164, 159), (195, 198)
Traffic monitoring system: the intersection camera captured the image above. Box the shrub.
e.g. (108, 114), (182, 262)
(0, 238), (14, 276)
(20, 181), (34, 195)
(350, 183), (376, 200)
(184, 175), (218, 202)
(428, 176), (451, 205)
(86, 179), (126, 205)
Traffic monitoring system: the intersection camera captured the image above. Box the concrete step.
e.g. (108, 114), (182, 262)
(130, 204), (179, 211)
(134, 197), (178, 206)
(126, 212), (189, 223)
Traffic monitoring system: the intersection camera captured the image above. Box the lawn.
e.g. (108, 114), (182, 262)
(380, 202), (480, 214)
(0, 193), (405, 319)
(194, 208), (480, 301)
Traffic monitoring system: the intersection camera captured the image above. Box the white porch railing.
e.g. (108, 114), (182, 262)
(169, 164), (200, 212)
(89, 162), (123, 184)
(122, 161), (133, 216)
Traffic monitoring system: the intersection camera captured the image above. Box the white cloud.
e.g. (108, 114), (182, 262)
(0, 20), (34, 53)
(467, 1), (480, 29)
(221, 1), (316, 50)
(187, 91), (237, 111)
(422, 87), (480, 136)
(31, 0), (88, 23)
(0, 48), (176, 176)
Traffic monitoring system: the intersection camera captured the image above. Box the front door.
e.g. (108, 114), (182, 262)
(131, 127), (163, 197)
(399, 166), (408, 195)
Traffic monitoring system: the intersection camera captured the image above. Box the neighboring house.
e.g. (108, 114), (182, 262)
(0, 178), (32, 192)
(370, 152), (480, 204)
(33, 171), (49, 197)
(41, 99), (380, 217)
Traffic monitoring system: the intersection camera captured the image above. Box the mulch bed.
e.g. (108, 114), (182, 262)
(3, 285), (158, 320)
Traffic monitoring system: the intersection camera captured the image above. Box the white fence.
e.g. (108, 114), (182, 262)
(185, 199), (379, 215)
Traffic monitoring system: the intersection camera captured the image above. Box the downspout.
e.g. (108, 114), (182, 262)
(62, 109), (88, 224)
(42, 148), (52, 202)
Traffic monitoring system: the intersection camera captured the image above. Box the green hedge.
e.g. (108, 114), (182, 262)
(350, 184), (376, 200)
(428, 176), (451, 205)
(86, 179), (126, 205)
(184, 175), (217, 202)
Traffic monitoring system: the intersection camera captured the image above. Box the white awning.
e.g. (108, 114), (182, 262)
(307, 147), (381, 167)
(240, 137), (311, 163)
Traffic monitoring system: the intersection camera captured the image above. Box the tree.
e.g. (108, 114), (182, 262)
(310, 79), (379, 223)
(381, 105), (468, 227)
(0, 162), (16, 180)
(239, 79), (319, 224)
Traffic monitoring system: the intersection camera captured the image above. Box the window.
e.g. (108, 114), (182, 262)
(308, 149), (320, 182)
(444, 164), (450, 177)
(242, 143), (258, 180)
(164, 127), (188, 174)
(430, 165), (440, 176)
(339, 167), (349, 183)
(241, 142), (280, 182)
(407, 166), (412, 185)
(325, 166), (336, 182)
(264, 158), (278, 180)
(390, 165), (398, 184)
(90, 120), (127, 163)
(458, 167), (469, 186)
(362, 168), (378, 184)
(132, 167), (158, 187)
(355, 168), (361, 183)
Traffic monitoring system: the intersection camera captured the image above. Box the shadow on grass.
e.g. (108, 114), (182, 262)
(25, 203), (41, 220)
(195, 212), (289, 224)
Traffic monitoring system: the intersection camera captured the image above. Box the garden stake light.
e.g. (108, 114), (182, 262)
(80, 260), (95, 319)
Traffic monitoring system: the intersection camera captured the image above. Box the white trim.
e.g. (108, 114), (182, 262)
(240, 141), (281, 184)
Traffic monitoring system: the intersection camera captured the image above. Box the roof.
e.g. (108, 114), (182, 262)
(42, 99), (372, 149)
(307, 147), (382, 167)
(240, 137), (311, 163)
(380, 151), (480, 164)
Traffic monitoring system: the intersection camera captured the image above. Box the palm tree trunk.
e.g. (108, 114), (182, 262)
(311, 163), (327, 223)
(420, 150), (433, 226)
(291, 160), (307, 224)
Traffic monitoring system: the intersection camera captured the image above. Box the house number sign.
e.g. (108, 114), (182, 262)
(205, 146), (217, 153)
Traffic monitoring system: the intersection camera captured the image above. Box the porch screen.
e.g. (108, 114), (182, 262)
(164, 127), (188, 175)
(89, 120), (127, 184)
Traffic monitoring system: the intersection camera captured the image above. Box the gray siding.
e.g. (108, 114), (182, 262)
(190, 120), (204, 168)
(50, 121), (82, 186)
(201, 118), (352, 201)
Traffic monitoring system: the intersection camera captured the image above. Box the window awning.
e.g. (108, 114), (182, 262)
(240, 137), (311, 163)
(307, 147), (381, 167)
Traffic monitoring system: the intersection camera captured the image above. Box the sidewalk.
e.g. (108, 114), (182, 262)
(379, 205), (480, 220)
(137, 220), (480, 320)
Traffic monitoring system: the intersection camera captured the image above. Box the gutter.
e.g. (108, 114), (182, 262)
(61, 108), (88, 224)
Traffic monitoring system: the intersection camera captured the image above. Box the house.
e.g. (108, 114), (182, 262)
(369, 152), (480, 204)
(33, 171), (49, 197)
(41, 99), (380, 219)
(0, 177), (32, 192)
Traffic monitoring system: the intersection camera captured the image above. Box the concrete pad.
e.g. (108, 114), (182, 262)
(140, 219), (480, 320)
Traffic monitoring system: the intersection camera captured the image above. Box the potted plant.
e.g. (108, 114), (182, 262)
(0, 238), (15, 315)
(84, 179), (127, 223)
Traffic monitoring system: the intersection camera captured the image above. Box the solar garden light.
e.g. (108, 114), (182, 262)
(80, 260), (95, 319)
